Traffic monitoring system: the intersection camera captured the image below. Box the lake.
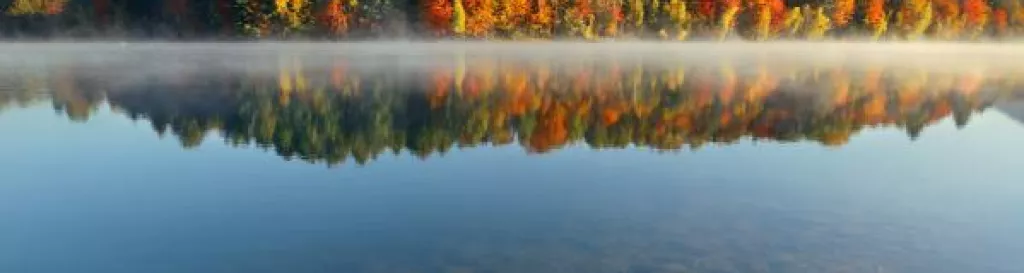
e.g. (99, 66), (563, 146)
(2, 43), (1024, 273)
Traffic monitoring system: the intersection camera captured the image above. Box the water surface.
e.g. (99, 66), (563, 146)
(2, 43), (1024, 273)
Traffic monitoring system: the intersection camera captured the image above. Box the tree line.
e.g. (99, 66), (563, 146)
(1, 0), (1024, 40)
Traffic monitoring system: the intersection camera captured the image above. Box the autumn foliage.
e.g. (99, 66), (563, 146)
(5, 0), (68, 15)
(422, 0), (453, 36)
(831, 0), (855, 27)
(320, 0), (350, 36)
(2, 0), (1024, 40)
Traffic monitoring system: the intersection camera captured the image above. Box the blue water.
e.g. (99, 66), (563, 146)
(2, 103), (1023, 273)
(2, 47), (1024, 273)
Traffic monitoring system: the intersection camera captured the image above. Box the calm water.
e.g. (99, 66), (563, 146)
(2, 43), (1024, 273)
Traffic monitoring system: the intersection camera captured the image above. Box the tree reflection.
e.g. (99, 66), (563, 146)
(1, 56), (1018, 166)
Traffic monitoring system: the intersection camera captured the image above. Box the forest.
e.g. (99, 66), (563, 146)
(1, 56), (1016, 166)
(1, 0), (1024, 40)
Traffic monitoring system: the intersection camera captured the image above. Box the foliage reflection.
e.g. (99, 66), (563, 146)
(1, 56), (1019, 166)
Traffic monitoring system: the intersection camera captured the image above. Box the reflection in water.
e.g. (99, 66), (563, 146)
(4, 46), (1024, 273)
(1, 50), (1021, 166)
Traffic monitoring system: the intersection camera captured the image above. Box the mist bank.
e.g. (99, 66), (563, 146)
(2, 0), (1024, 41)
(3, 42), (1024, 77)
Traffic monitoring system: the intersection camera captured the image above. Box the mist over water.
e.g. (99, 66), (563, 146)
(3, 42), (1024, 93)
(3, 42), (1024, 71)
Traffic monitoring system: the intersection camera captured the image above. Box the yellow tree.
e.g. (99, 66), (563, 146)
(783, 6), (804, 37)
(6, 0), (67, 15)
(628, 0), (643, 34)
(896, 0), (933, 40)
(453, 0), (468, 36)
(276, 0), (311, 33)
(530, 0), (555, 37)
(1015, 1), (1024, 35)
(805, 6), (831, 40)
(717, 0), (741, 40)
(666, 0), (690, 40)
(496, 0), (531, 37)
(466, 0), (497, 37)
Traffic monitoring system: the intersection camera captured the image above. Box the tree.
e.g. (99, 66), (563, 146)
(422, 0), (452, 36)
(831, 0), (855, 29)
(717, 0), (741, 40)
(320, 0), (350, 36)
(865, 0), (888, 40)
(595, 0), (623, 36)
(805, 6), (831, 40)
(466, 0), (496, 37)
(452, 0), (468, 35)
(964, 0), (990, 39)
(752, 0), (773, 40)
(783, 6), (804, 37)
(933, 0), (962, 39)
(495, 0), (531, 37)
(667, 0), (690, 40)
(994, 8), (1009, 37)
(276, 0), (311, 34)
(530, 0), (554, 37)
(896, 0), (933, 40)
(6, 0), (68, 15)
(239, 0), (273, 37)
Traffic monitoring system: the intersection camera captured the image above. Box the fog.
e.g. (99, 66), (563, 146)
(2, 42), (1024, 97)
(2, 42), (1024, 70)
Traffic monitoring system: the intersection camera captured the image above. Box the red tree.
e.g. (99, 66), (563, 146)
(423, 0), (453, 36)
